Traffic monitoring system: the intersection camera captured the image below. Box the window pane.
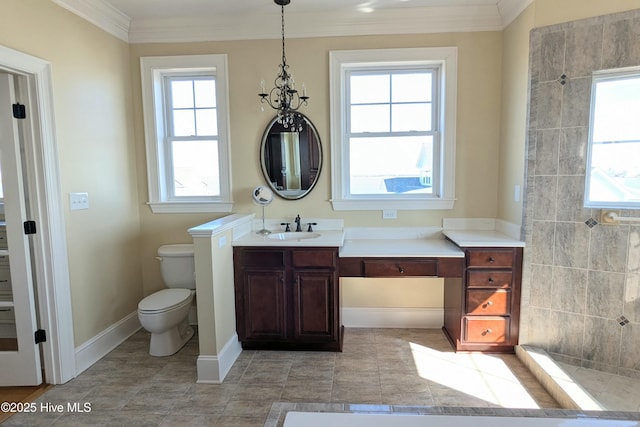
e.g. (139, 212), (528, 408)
(194, 79), (216, 108)
(350, 74), (389, 104)
(195, 109), (218, 136)
(351, 105), (390, 133)
(392, 73), (432, 103)
(171, 80), (194, 109)
(587, 74), (640, 206)
(392, 103), (432, 132)
(172, 140), (220, 197)
(173, 110), (195, 136)
(593, 77), (640, 142)
(349, 136), (433, 194)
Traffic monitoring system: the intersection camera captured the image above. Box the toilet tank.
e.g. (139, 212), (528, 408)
(157, 244), (196, 289)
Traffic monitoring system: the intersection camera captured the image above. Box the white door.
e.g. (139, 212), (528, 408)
(0, 72), (42, 385)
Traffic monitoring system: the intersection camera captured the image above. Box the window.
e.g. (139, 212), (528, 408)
(329, 47), (457, 210)
(585, 67), (640, 209)
(140, 55), (232, 213)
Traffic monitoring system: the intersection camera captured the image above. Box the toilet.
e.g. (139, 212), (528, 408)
(138, 244), (196, 356)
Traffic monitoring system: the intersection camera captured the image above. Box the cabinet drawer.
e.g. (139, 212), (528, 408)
(292, 249), (336, 268)
(467, 271), (512, 288)
(466, 289), (510, 315)
(0, 230), (7, 249)
(467, 250), (513, 268)
(363, 259), (437, 277)
(464, 317), (509, 343)
(237, 249), (284, 268)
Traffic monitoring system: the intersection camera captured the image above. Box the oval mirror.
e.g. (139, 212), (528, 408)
(260, 114), (322, 200)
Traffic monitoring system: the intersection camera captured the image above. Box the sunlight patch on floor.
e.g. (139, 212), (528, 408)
(410, 342), (541, 408)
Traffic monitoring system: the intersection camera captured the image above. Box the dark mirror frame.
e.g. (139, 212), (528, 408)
(259, 114), (322, 200)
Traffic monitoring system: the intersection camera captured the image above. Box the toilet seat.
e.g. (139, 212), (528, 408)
(138, 289), (192, 314)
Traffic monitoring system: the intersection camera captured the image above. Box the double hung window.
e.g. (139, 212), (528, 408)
(329, 48), (457, 210)
(141, 55), (232, 213)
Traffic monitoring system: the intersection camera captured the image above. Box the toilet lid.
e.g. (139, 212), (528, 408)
(138, 289), (192, 312)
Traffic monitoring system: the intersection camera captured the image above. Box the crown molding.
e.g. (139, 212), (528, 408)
(53, 0), (533, 44)
(52, 0), (130, 42)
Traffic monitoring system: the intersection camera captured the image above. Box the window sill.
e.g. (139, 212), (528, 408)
(148, 201), (233, 214)
(331, 198), (455, 211)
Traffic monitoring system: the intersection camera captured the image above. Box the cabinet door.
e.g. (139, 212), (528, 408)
(292, 271), (337, 342)
(241, 270), (287, 341)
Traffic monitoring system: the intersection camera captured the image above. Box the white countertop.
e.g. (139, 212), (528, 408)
(443, 229), (525, 247)
(232, 230), (345, 247)
(339, 238), (464, 258)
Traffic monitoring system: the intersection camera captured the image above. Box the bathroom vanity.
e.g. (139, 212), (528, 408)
(229, 217), (524, 354)
(233, 246), (342, 351)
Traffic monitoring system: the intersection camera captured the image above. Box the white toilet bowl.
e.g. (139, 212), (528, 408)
(138, 288), (195, 356)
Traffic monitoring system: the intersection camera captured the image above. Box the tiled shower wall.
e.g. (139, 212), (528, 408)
(521, 9), (640, 376)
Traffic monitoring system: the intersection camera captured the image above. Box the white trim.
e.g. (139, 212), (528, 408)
(329, 47), (457, 212)
(148, 201), (233, 214)
(196, 333), (242, 384)
(51, 0), (130, 42)
(75, 312), (141, 376)
(497, 0), (534, 27)
(0, 45), (75, 385)
(342, 307), (443, 329)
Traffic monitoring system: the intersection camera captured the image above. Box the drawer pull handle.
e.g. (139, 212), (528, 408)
(488, 257), (495, 263)
(482, 328), (492, 336)
(0, 280), (7, 283)
(484, 301), (493, 308)
(398, 266), (405, 274)
(488, 277), (494, 283)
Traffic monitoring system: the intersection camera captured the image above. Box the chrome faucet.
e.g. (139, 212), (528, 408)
(294, 214), (302, 232)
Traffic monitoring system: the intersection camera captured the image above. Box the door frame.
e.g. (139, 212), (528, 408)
(0, 45), (75, 384)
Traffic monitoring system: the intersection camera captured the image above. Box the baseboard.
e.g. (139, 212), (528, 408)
(196, 333), (242, 384)
(342, 307), (443, 328)
(75, 311), (141, 376)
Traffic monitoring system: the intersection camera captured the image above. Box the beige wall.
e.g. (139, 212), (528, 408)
(130, 32), (504, 298)
(0, 0), (142, 345)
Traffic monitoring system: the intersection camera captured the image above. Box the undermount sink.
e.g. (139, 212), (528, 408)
(267, 232), (321, 240)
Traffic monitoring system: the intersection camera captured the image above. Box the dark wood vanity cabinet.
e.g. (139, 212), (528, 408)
(233, 246), (342, 351)
(443, 246), (523, 353)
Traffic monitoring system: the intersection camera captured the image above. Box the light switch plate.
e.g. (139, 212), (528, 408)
(70, 192), (89, 210)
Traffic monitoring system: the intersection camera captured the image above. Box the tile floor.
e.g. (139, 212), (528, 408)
(5, 327), (563, 426)
(560, 363), (640, 412)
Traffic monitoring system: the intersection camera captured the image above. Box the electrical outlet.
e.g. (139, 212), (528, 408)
(514, 185), (521, 202)
(382, 209), (397, 219)
(70, 192), (89, 210)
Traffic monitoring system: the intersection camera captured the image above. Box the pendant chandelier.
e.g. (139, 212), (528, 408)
(259, 0), (309, 131)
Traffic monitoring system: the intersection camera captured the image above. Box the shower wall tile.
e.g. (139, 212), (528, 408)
(620, 323), (640, 371)
(624, 273), (640, 323)
(582, 316), (621, 366)
(529, 264), (553, 308)
(559, 127), (588, 176)
(534, 129), (559, 175)
(531, 220), (555, 265)
(533, 176), (558, 221)
(524, 9), (640, 377)
(565, 24), (603, 78)
(535, 82), (563, 129)
(551, 267), (587, 314)
(560, 77), (591, 128)
(589, 225), (629, 273)
(554, 222), (590, 269)
(547, 310), (584, 358)
(556, 175), (591, 222)
(540, 31), (566, 82)
(586, 270), (625, 318)
(603, 17), (640, 69)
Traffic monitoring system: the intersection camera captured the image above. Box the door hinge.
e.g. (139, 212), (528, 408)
(12, 103), (26, 119)
(24, 220), (37, 235)
(35, 329), (47, 344)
